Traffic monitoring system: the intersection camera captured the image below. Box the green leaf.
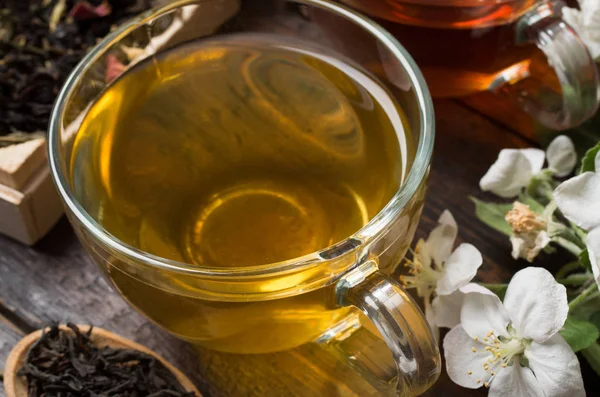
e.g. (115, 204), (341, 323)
(582, 342), (600, 378)
(560, 316), (599, 352)
(590, 312), (600, 331)
(556, 261), (583, 279)
(579, 142), (600, 173)
(526, 170), (556, 205)
(469, 197), (512, 236)
(566, 295), (600, 324)
(518, 192), (545, 214)
(480, 283), (508, 300)
(580, 249), (592, 272)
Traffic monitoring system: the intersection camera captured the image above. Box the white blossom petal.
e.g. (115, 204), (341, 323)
(459, 282), (498, 295)
(537, 231), (551, 251)
(546, 135), (577, 177)
(461, 288), (510, 339)
(525, 334), (585, 397)
(581, 0), (600, 37)
(587, 227), (600, 290)
(443, 325), (491, 389)
(562, 5), (581, 24)
(562, 7), (583, 38)
(436, 244), (482, 295)
(563, 2), (600, 61)
(510, 231), (550, 262)
(554, 172), (600, 231)
(480, 149), (539, 198)
(432, 283), (492, 329)
(503, 267), (568, 342)
(488, 358), (543, 397)
(414, 239), (431, 271)
(595, 150), (600, 172)
(521, 148), (545, 175)
(424, 210), (458, 269)
(438, 209), (457, 229)
(510, 236), (526, 260)
(431, 291), (463, 329)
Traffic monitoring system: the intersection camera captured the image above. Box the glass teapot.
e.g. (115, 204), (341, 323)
(342, 0), (600, 130)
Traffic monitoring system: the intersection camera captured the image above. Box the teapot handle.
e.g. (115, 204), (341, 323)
(493, 0), (600, 129)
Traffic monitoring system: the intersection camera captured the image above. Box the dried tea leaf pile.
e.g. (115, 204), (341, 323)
(0, 0), (150, 147)
(18, 323), (196, 397)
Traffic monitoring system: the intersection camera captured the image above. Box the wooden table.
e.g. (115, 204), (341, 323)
(0, 98), (597, 396)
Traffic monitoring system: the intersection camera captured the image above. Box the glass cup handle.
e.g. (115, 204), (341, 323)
(334, 259), (441, 396)
(496, 0), (600, 129)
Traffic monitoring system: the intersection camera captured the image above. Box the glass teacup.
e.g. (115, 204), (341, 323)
(48, 0), (439, 395)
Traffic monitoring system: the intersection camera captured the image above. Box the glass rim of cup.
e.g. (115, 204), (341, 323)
(48, 0), (435, 277)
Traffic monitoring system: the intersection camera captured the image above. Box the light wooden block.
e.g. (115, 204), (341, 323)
(0, 139), (64, 245)
(0, 139), (47, 190)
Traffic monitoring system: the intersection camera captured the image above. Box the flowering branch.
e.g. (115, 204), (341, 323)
(464, 134), (600, 386)
(569, 284), (600, 312)
(404, 134), (600, 395)
(415, 3), (600, 390)
(557, 273), (593, 286)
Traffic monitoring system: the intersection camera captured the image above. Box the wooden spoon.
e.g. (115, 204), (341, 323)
(3, 324), (202, 397)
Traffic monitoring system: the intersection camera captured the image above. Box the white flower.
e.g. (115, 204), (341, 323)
(587, 227), (600, 291)
(546, 136), (578, 177)
(553, 150), (600, 231)
(554, 150), (600, 290)
(444, 267), (584, 397)
(401, 210), (483, 333)
(480, 149), (544, 198)
(505, 202), (551, 262)
(563, 0), (600, 61)
(480, 136), (576, 198)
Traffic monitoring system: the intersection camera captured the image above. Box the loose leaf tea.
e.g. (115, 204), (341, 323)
(18, 323), (196, 397)
(0, 0), (150, 147)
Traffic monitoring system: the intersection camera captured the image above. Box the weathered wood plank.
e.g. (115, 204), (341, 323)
(0, 325), (22, 397)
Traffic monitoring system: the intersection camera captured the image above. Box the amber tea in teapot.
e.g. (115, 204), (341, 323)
(342, 0), (542, 97)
